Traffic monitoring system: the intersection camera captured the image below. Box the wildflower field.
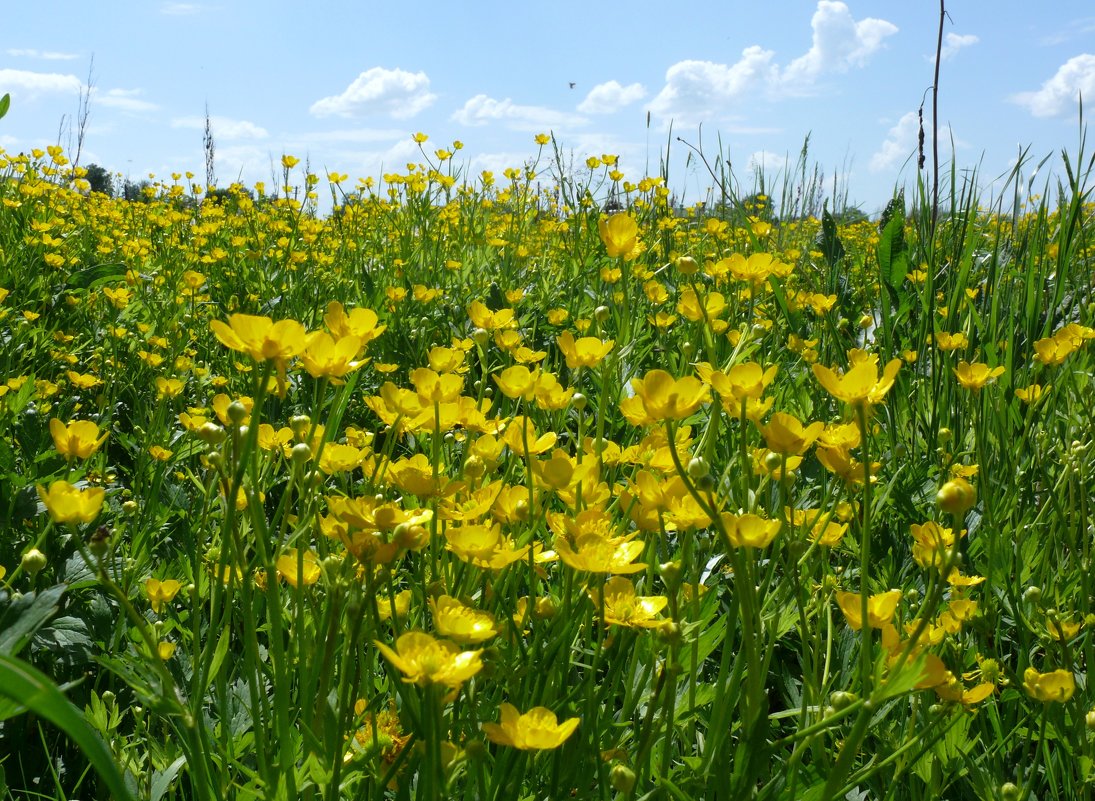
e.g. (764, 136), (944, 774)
(1, 128), (1094, 801)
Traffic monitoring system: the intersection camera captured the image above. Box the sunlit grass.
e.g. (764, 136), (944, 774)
(1, 131), (1094, 801)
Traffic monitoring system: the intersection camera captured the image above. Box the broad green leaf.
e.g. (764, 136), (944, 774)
(0, 584), (65, 656)
(0, 92), (10, 120)
(817, 207), (845, 270)
(0, 653), (136, 801)
(151, 755), (188, 801)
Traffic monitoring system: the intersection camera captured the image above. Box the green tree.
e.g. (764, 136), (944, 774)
(83, 163), (113, 197)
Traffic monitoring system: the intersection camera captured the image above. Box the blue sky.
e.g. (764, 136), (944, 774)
(2, 1), (1093, 214)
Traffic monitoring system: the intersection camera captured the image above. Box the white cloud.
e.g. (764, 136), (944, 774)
(287, 128), (405, 145)
(452, 94), (586, 131)
(936, 33), (979, 62)
(1012, 54), (1095, 118)
(310, 67), (437, 119)
(748, 150), (789, 174)
(6, 48), (80, 60)
(647, 51), (777, 124)
(779, 1), (898, 90)
(95, 88), (158, 113)
(172, 115), (269, 140)
(0, 68), (82, 98)
(1038, 18), (1095, 47)
(870, 111), (920, 173)
(161, 3), (201, 15)
(577, 81), (647, 114)
(648, 1), (897, 122)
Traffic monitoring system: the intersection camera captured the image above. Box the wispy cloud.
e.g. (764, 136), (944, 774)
(452, 95), (586, 131)
(577, 81), (647, 115)
(870, 112), (920, 173)
(1038, 17), (1095, 46)
(928, 32), (979, 64)
(1012, 54), (1095, 118)
(95, 88), (158, 113)
(0, 68), (83, 98)
(6, 48), (80, 61)
(310, 67), (436, 119)
(161, 3), (202, 15)
(172, 115), (269, 140)
(648, 1), (897, 124)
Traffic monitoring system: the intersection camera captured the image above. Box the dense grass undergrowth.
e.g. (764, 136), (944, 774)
(1, 131), (1094, 801)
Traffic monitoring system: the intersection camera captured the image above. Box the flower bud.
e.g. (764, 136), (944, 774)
(829, 691), (857, 711)
(937, 478), (976, 515)
(197, 422), (226, 445)
(687, 456), (710, 480)
(463, 454), (485, 479)
(594, 305), (610, 322)
(655, 620), (682, 646)
(514, 499), (530, 522)
(610, 764), (637, 794)
(534, 597), (558, 619)
(659, 560), (682, 586)
(227, 400), (248, 425)
(675, 255), (698, 275)
(21, 548), (47, 576)
(571, 392), (587, 411)
(290, 442), (312, 464)
(290, 415), (311, 439)
(1023, 586), (1042, 605)
(1000, 783), (1020, 801)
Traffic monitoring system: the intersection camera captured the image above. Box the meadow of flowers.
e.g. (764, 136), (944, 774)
(0, 129), (1094, 801)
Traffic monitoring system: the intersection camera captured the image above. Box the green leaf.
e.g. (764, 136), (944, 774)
(34, 615), (95, 668)
(0, 653), (137, 801)
(151, 755), (187, 801)
(878, 193), (909, 291)
(817, 207), (845, 271)
(0, 92), (10, 120)
(63, 262), (128, 291)
(0, 584), (65, 656)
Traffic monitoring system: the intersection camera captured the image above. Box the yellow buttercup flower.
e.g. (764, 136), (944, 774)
(155, 376), (185, 399)
(598, 213), (640, 259)
(430, 595), (498, 644)
(495, 365), (544, 401)
(704, 362), (778, 404)
(1015, 383), (1048, 403)
(1023, 667), (1075, 703)
(812, 357), (901, 407)
(145, 578), (182, 613)
(554, 532), (646, 574)
(624, 369), (709, 424)
(556, 331), (614, 369)
(720, 512), (781, 548)
(275, 548), (321, 587)
(37, 480), (105, 524)
(374, 631), (483, 689)
(301, 332), (366, 382)
(759, 412), (824, 456)
(589, 576), (668, 628)
(954, 361), (1005, 391)
(324, 302), (387, 345)
(50, 418), (108, 461)
(835, 589), (902, 630)
(209, 313), (313, 366)
(482, 703), (579, 750)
